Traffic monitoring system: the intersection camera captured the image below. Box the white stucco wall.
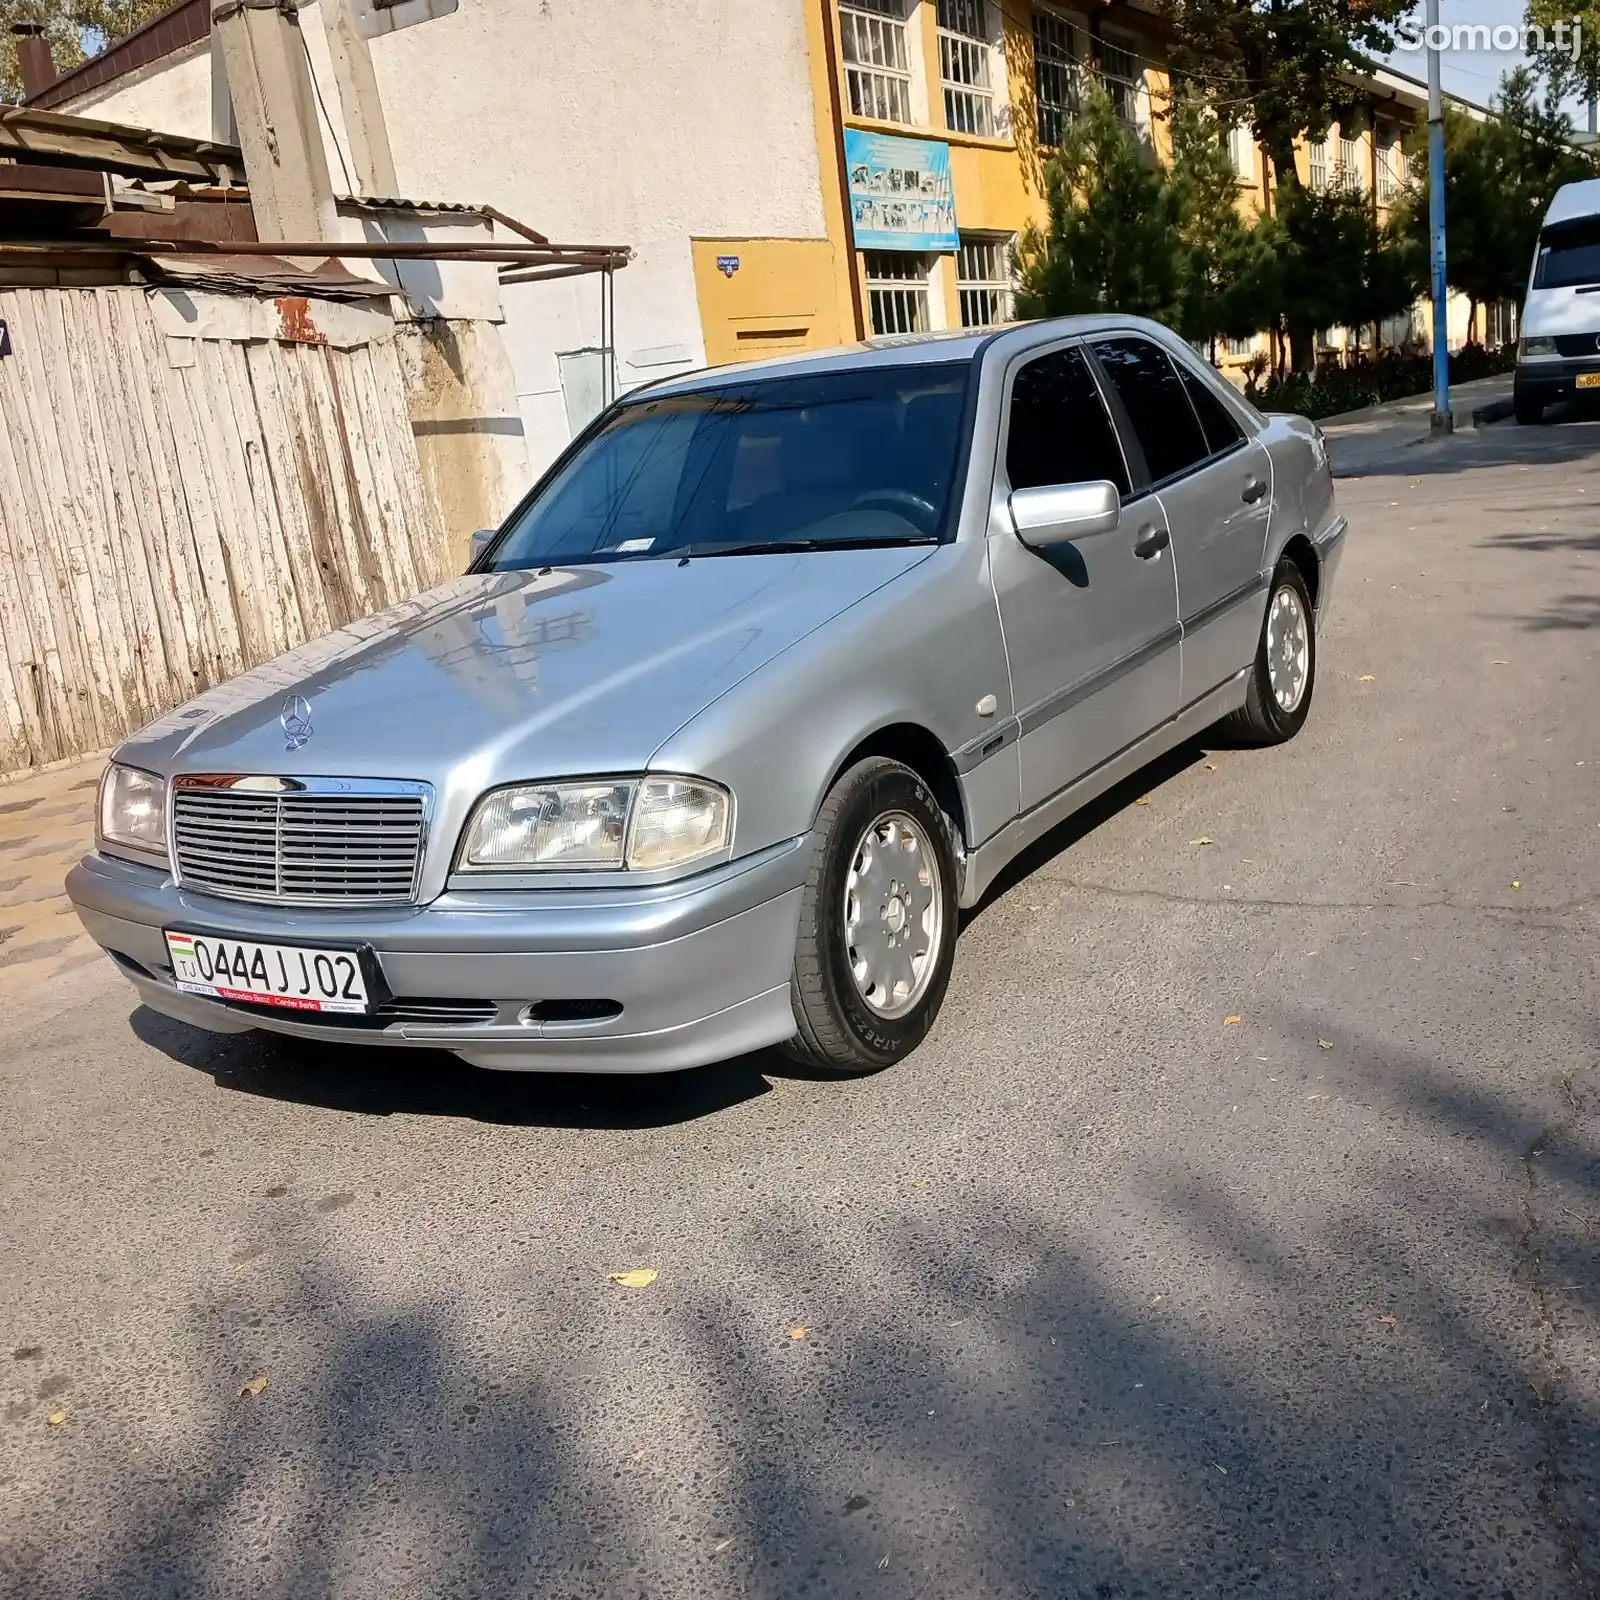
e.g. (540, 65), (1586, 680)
(367, 0), (829, 474)
(60, 41), (213, 140)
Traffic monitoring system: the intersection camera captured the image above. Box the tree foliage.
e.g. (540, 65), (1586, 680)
(1156, 0), (1412, 187)
(1525, 0), (1600, 110)
(1017, 81), (1412, 367)
(0, 0), (172, 103)
(1014, 85), (1183, 324)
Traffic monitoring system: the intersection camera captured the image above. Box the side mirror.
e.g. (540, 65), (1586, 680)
(1008, 481), (1121, 549)
(467, 528), (496, 572)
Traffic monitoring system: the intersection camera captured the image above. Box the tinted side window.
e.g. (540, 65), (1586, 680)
(1092, 337), (1209, 484)
(1006, 347), (1130, 496)
(1177, 365), (1245, 455)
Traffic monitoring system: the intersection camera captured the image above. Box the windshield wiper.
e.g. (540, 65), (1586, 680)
(672, 535), (938, 561)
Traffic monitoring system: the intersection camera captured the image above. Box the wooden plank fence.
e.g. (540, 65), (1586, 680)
(0, 286), (448, 776)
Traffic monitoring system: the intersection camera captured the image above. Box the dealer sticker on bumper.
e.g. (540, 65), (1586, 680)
(165, 931), (371, 1013)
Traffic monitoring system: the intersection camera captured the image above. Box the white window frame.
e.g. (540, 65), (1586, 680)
(865, 251), (934, 336)
(1095, 27), (1144, 131)
(957, 234), (1014, 327)
(1228, 123), (1254, 182)
(1032, 3), (1085, 148)
(1337, 130), (1363, 194)
(936, 0), (998, 137)
(1308, 133), (1330, 192)
(1225, 333), (1255, 359)
(840, 0), (915, 125)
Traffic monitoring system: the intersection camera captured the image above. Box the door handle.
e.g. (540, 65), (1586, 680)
(1133, 524), (1170, 559)
(1241, 476), (1268, 504)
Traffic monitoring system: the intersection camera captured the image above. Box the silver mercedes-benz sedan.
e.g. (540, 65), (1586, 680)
(67, 316), (1344, 1076)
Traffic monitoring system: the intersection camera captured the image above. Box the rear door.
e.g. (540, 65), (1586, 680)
(988, 341), (1181, 812)
(1089, 335), (1273, 706)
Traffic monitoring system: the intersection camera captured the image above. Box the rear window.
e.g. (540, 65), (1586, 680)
(1534, 218), (1600, 290)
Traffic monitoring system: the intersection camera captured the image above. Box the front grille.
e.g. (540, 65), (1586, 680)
(1552, 334), (1600, 358)
(214, 996), (499, 1030)
(173, 785), (425, 904)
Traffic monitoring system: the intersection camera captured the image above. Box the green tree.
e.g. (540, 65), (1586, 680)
(1, 0), (172, 103)
(1157, 0), (1412, 194)
(1165, 87), (1281, 351)
(1015, 83), (1183, 323)
(1525, 0), (1599, 120)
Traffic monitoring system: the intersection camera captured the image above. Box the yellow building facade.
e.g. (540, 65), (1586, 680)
(691, 1), (1487, 380)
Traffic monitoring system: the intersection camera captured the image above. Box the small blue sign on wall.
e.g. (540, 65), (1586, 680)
(716, 255), (740, 277)
(843, 130), (958, 252)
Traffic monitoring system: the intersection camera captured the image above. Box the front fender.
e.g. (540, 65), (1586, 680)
(649, 542), (1015, 860)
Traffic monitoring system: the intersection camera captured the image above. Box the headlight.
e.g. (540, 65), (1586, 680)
(458, 776), (731, 872)
(98, 763), (168, 862)
(1519, 336), (1558, 358)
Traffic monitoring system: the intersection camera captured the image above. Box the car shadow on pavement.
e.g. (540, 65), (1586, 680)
(128, 1004), (816, 1129)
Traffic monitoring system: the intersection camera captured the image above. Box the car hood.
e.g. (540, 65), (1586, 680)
(1521, 287), (1600, 337)
(119, 547), (935, 784)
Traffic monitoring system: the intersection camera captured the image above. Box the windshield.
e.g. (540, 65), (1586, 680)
(486, 361), (972, 568)
(1534, 218), (1600, 289)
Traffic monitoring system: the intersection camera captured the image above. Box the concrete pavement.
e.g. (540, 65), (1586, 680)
(1, 405), (1597, 1599)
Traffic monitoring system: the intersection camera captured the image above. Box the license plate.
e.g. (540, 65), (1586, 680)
(165, 930), (372, 1013)
(1578, 373), (1600, 389)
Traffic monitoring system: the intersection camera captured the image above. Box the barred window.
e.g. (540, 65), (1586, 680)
(1033, 5), (1083, 148)
(1308, 135), (1330, 192)
(841, 0), (913, 125)
(1096, 31), (1140, 126)
(1337, 133), (1363, 193)
(866, 251), (931, 336)
(958, 235), (1013, 326)
(937, 0), (995, 137)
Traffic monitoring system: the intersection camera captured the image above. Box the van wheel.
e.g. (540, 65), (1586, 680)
(1218, 557), (1316, 746)
(1514, 391), (1545, 425)
(784, 758), (958, 1075)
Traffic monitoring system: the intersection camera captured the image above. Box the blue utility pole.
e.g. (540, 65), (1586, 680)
(1426, 0), (1452, 435)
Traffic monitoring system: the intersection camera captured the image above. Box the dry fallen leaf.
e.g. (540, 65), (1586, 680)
(238, 1374), (269, 1399)
(1378, 1314), (1398, 1327)
(1358, 674), (1376, 682)
(1204, 762), (1218, 772)
(1135, 795), (1151, 806)
(1511, 880), (1521, 889)
(46, 1410), (66, 1428)
(608, 1269), (658, 1289)
(712, 1539), (733, 1555)
(1224, 1015), (1242, 1026)
(790, 1326), (808, 1341)
(1318, 1039), (1334, 1050)
(1492, 659), (1510, 666)
(1188, 836), (1213, 846)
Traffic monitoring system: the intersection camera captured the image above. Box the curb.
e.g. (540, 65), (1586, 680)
(1472, 398), (1515, 429)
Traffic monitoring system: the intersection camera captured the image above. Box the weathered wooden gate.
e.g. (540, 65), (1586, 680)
(0, 285), (449, 776)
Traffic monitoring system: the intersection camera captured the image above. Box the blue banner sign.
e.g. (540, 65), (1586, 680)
(843, 130), (958, 253)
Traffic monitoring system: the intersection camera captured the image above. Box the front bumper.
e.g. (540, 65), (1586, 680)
(1514, 357), (1600, 406)
(65, 839), (808, 1072)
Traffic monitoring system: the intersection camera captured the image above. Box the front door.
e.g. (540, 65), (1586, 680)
(988, 343), (1182, 812)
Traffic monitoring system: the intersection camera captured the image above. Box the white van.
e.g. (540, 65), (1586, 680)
(1515, 178), (1600, 423)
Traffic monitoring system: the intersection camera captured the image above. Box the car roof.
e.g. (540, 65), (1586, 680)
(1544, 178), (1600, 227)
(637, 315), (1182, 398)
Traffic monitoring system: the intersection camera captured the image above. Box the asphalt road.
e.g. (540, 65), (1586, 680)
(3, 403), (1598, 1600)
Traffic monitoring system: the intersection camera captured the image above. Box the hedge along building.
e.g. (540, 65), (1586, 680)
(25, 0), (1500, 478)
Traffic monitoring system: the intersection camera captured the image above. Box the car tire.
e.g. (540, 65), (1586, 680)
(1218, 556), (1317, 746)
(783, 757), (959, 1076)
(1514, 391), (1545, 425)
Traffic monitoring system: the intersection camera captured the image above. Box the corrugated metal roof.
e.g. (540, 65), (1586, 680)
(336, 195), (489, 217)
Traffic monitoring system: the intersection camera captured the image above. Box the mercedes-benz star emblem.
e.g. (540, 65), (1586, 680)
(280, 694), (314, 750)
